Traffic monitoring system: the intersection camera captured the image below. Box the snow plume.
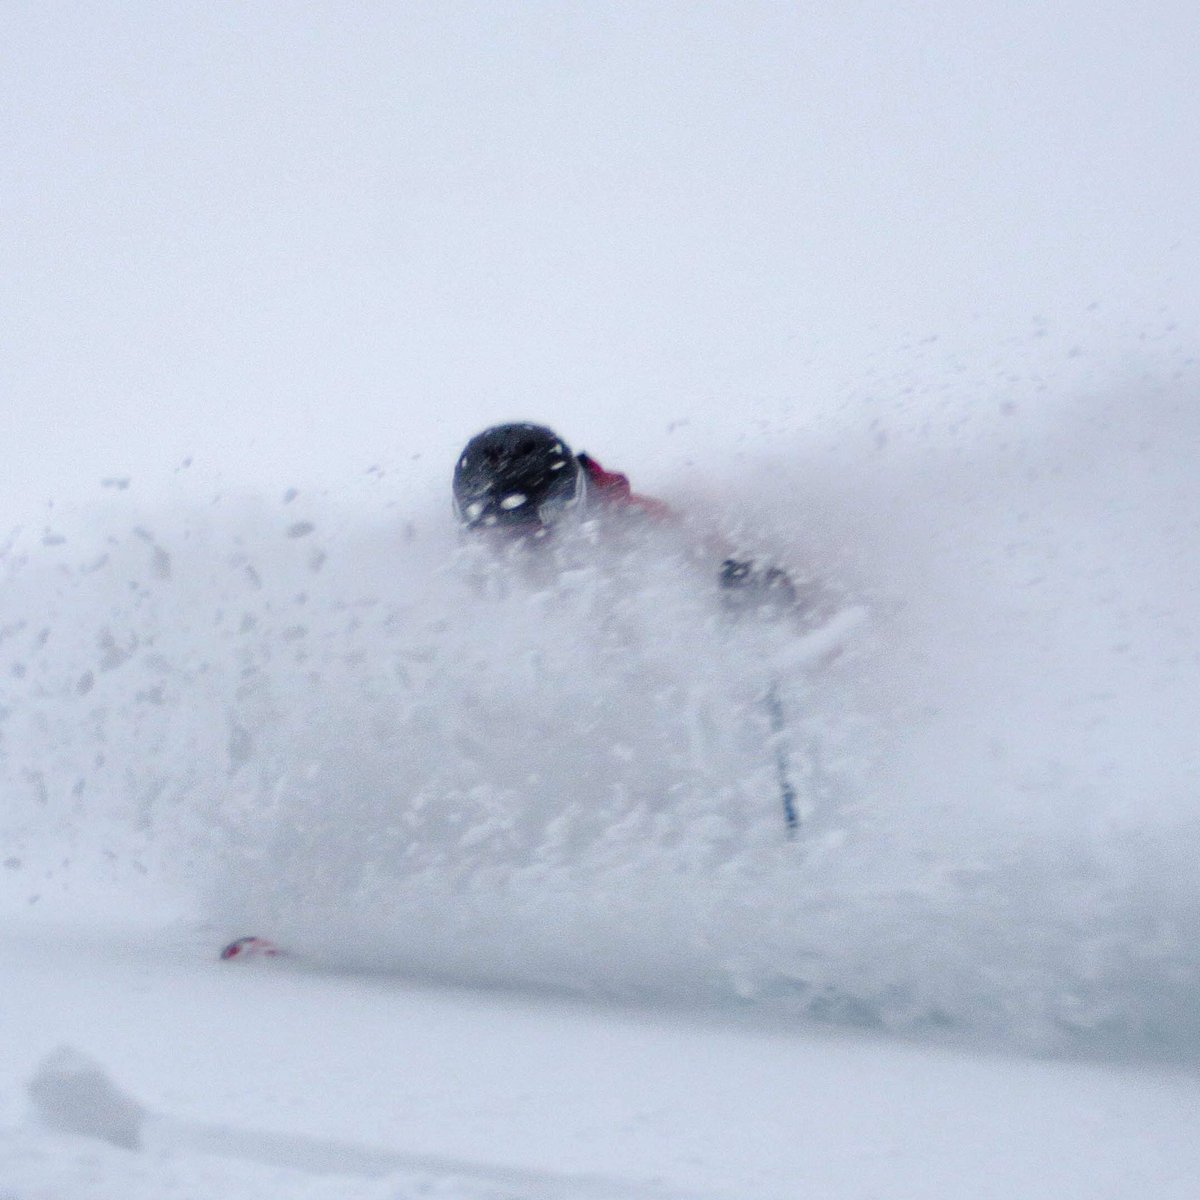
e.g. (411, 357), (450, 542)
(2, 375), (1199, 1059)
(200, 515), (874, 996)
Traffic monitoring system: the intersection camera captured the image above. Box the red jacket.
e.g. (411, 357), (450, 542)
(577, 453), (673, 520)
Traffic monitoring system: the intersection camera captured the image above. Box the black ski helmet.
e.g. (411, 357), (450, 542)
(452, 423), (585, 531)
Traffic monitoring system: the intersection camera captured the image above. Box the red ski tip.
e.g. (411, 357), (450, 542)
(220, 936), (281, 961)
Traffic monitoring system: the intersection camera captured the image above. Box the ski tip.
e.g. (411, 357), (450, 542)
(219, 936), (281, 962)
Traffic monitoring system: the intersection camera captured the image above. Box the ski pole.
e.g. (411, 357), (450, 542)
(765, 681), (799, 839)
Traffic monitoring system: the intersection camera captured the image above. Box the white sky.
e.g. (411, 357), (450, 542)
(2, 1), (1197, 524)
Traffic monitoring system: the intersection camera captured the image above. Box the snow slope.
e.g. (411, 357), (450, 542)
(3, 3), (1200, 1196)
(4, 919), (1200, 1200)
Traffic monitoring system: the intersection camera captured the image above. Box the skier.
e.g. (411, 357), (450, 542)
(219, 425), (843, 960)
(451, 422), (802, 611)
(451, 422), (838, 842)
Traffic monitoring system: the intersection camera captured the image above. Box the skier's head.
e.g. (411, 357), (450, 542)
(452, 423), (585, 535)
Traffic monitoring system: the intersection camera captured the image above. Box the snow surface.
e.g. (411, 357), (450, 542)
(5, 923), (1200, 1199)
(3, 4), (1200, 1197)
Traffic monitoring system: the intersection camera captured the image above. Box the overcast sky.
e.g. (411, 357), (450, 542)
(2, 1), (1196, 525)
